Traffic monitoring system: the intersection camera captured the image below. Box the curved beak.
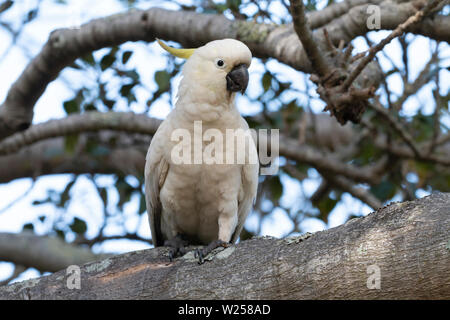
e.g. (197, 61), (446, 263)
(226, 64), (249, 94)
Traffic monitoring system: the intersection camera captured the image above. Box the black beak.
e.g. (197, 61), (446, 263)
(226, 64), (249, 94)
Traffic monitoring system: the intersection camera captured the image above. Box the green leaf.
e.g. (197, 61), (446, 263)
(262, 71), (272, 92)
(23, 223), (34, 231)
(138, 193), (146, 215)
(116, 177), (135, 210)
(84, 103), (96, 111)
(25, 9), (38, 22)
(55, 229), (65, 240)
(32, 199), (48, 206)
(226, 0), (241, 11)
(100, 55), (115, 71)
(100, 47), (119, 71)
(122, 51), (133, 64)
(370, 180), (396, 201)
(59, 179), (76, 208)
(90, 145), (111, 157)
(81, 53), (96, 66)
(64, 134), (79, 154)
(123, 69), (139, 82)
(315, 197), (338, 223)
(98, 187), (108, 207)
(154, 70), (171, 93)
(0, 1), (14, 15)
(269, 176), (283, 201)
(102, 99), (115, 110)
(119, 83), (136, 103)
(70, 217), (87, 235)
(120, 83), (134, 96)
(63, 99), (79, 114)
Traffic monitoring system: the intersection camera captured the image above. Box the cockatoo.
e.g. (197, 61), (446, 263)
(145, 38), (259, 263)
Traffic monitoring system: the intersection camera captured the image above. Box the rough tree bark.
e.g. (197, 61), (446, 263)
(1, 192), (448, 299)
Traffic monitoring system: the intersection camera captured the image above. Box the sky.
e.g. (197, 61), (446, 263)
(0, 0), (448, 283)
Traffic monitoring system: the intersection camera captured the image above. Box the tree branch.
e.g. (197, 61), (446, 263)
(290, 0), (331, 77)
(0, 112), (447, 185)
(306, 0), (384, 29)
(318, 170), (383, 209)
(0, 232), (110, 273)
(342, 0), (444, 90)
(0, 193), (448, 299)
(0, 112), (385, 184)
(0, 131), (150, 183)
(0, 112), (161, 155)
(0, 1), (448, 139)
(369, 98), (423, 158)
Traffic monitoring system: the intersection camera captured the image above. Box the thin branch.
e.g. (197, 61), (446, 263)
(286, 163), (382, 210)
(319, 171), (382, 210)
(394, 49), (440, 110)
(429, 43), (442, 153)
(369, 98), (422, 158)
(0, 180), (35, 214)
(289, 0), (331, 77)
(278, 136), (383, 184)
(342, 0), (444, 90)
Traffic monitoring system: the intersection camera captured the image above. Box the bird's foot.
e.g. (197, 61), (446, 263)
(164, 235), (189, 261)
(194, 240), (230, 264)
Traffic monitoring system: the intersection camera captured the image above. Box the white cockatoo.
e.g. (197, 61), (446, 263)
(145, 38), (259, 263)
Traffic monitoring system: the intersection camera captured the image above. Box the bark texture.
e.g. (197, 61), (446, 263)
(1, 192), (448, 299)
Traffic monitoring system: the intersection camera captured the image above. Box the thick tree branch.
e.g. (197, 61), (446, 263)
(0, 112), (161, 155)
(0, 112), (385, 184)
(0, 232), (110, 273)
(307, 0), (383, 29)
(0, 1), (448, 139)
(0, 193), (448, 299)
(0, 131), (150, 183)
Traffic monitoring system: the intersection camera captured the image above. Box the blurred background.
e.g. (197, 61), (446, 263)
(0, 0), (448, 284)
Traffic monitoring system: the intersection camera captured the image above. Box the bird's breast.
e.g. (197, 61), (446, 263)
(159, 162), (241, 244)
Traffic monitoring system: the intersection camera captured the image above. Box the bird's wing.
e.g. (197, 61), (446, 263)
(145, 122), (170, 247)
(231, 119), (259, 243)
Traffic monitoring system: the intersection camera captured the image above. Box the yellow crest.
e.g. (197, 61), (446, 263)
(156, 39), (196, 59)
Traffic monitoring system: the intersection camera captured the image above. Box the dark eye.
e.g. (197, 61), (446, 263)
(215, 58), (226, 69)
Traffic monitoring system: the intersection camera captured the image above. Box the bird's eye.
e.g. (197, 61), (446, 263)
(215, 59), (226, 68)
